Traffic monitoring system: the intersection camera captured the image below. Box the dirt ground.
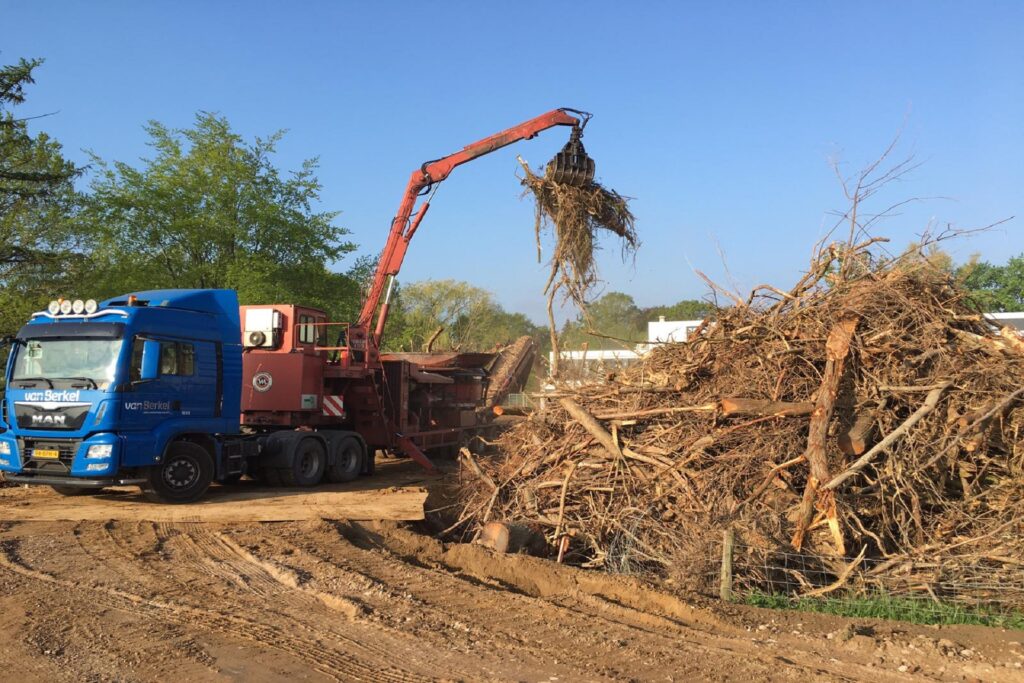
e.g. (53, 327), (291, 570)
(0, 461), (1022, 682)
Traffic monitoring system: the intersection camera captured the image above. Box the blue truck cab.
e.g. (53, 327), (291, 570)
(0, 290), (244, 502)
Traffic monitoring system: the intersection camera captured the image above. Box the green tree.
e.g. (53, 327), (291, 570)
(0, 57), (83, 340)
(642, 298), (711, 322)
(82, 112), (356, 317)
(958, 254), (1024, 312)
(385, 279), (541, 352)
(559, 291), (712, 349)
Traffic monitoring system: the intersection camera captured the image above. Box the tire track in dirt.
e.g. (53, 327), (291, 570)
(115, 523), (443, 683)
(0, 535), (227, 682)
(212, 530), (366, 617)
(287, 522), (918, 683)
(4, 515), (1017, 682)
(62, 521), (447, 681)
(236, 523), (808, 681)
(0, 535), (429, 683)
(228, 524), (654, 680)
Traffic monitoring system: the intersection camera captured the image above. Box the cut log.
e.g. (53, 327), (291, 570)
(792, 315), (859, 553)
(476, 521), (548, 555)
(592, 404), (716, 420)
(560, 398), (622, 459)
(719, 398), (815, 418)
(838, 404), (880, 456)
(493, 405), (532, 417)
(825, 382), (952, 491)
(999, 326), (1024, 354)
(957, 403), (995, 431)
(950, 328), (1012, 356)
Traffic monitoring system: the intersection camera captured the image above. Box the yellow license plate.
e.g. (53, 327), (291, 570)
(33, 449), (59, 460)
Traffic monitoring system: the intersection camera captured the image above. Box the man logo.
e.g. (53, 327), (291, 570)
(32, 414), (66, 426)
(252, 371), (273, 393)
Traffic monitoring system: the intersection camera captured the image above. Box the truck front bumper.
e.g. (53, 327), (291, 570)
(4, 474), (147, 488)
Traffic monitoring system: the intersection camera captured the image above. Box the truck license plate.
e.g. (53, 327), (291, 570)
(33, 449), (59, 459)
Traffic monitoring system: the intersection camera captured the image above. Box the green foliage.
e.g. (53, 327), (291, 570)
(384, 279), (542, 352)
(957, 254), (1024, 312)
(81, 112), (356, 318)
(562, 291), (645, 347)
(645, 298), (713, 322)
(560, 291), (711, 349)
(743, 590), (1024, 629)
(0, 57), (84, 345)
(898, 243), (1023, 313)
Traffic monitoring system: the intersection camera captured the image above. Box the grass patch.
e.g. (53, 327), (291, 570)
(742, 591), (1024, 630)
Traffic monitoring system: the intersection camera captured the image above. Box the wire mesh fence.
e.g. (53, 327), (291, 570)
(501, 392), (532, 409)
(706, 532), (1024, 628)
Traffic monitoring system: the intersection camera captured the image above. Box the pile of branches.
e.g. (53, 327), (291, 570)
(456, 239), (1024, 605)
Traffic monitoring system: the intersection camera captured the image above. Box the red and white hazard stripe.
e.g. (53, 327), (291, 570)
(322, 395), (345, 417)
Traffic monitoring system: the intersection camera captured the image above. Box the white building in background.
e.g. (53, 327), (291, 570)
(549, 316), (705, 382)
(646, 316), (705, 344)
(987, 312), (1024, 332)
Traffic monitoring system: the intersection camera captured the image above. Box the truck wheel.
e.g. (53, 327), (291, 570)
(51, 485), (104, 496)
(326, 436), (363, 483)
(261, 467), (283, 487)
(144, 441), (213, 503)
(279, 438), (325, 487)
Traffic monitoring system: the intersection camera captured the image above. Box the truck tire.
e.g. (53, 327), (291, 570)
(50, 485), (104, 496)
(260, 468), (283, 487)
(325, 436), (363, 483)
(144, 441), (214, 503)
(279, 438), (326, 487)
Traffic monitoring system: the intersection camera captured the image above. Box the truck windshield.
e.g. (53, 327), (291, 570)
(11, 339), (123, 389)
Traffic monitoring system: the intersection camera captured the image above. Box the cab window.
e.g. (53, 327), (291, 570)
(129, 338), (195, 379)
(298, 315), (314, 344)
(298, 315), (325, 345)
(160, 342), (194, 376)
(130, 338), (144, 381)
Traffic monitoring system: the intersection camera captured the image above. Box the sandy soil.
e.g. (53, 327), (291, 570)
(0, 464), (1021, 682)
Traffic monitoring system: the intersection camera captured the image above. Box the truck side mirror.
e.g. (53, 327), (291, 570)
(140, 340), (161, 380)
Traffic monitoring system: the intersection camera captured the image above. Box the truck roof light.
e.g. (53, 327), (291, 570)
(85, 299), (98, 314)
(59, 300), (73, 314)
(47, 300), (60, 315)
(72, 299), (85, 314)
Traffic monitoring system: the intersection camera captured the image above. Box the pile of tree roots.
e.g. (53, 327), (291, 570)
(457, 240), (1024, 606)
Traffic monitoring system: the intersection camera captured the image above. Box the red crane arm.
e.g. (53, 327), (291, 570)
(357, 108), (586, 343)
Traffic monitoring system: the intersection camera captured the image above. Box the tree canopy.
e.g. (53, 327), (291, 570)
(958, 254), (1024, 312)
(560, 291), (711, 349)
(902, 243), (1024, 313)
(82, 112), (357, 318)
(0, 58), (83, 340)
(383, 279), (542, 352)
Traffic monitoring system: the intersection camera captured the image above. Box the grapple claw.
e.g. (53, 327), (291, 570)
(546, 126), (595, 186)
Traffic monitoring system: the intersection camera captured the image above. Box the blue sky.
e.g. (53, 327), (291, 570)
(3, 1), (1022, 321)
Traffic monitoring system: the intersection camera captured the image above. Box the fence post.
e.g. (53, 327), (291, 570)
(719, 528), (734, 601)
